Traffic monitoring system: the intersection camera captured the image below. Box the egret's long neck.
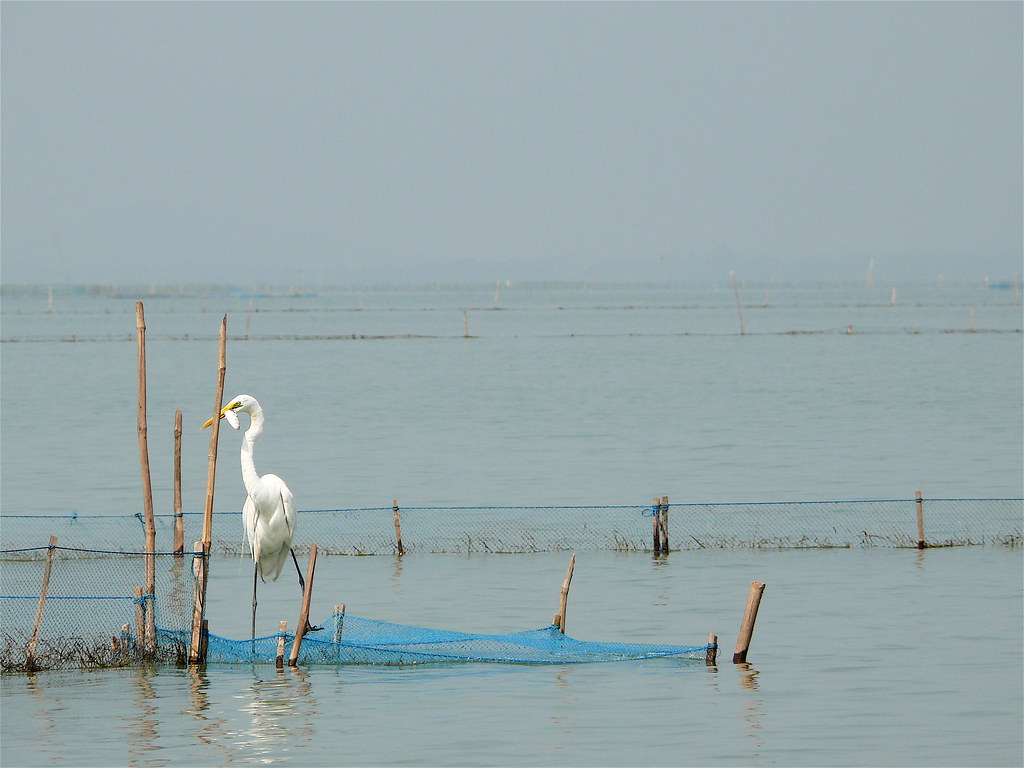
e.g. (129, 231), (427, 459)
(240, 405), (265, 496)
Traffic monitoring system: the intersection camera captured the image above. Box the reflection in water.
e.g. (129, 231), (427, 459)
(127, 666), (159, 766)
(186, 666), (232, 762)
(23, 673), (61, 764)
(735, 663), (764, 755)
(550, 666), (578, 752)
(914, 547), (928, 572)
(233, 665), (318, 762)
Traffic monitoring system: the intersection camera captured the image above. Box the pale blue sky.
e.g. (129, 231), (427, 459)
(2, 1), (1021, 285)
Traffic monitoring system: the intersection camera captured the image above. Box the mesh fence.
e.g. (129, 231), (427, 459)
(0, 547), (710, 671)
(2, 496), (1019, 671)
(1, 498), (1020, 557)
(1, 548), (197, 672)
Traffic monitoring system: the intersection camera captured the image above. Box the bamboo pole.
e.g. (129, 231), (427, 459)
(173, 409), (184, 554)
(288, 544), (319, 666)
(26, 535), (58, 672)
(557, 554), (576, 634)
(659, 495), (669, 552)
(276, 621), (288, 670)
(652, 496), (661, 553)
(190, 315), (227, 663)
(393, 499), (405, 556)
(136, 303), (157, 626)
(706, 632), (718, 666)
(134, 587), (146, 654)
(733, 581), (766, 663)
(915, 491), (926, 549)
(188, 541), (210, 664)
(203, 315), (228, 544)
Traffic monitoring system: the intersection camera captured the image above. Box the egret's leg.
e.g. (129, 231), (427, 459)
(291, 548), (306, 592)
(251, 562), (258, 642)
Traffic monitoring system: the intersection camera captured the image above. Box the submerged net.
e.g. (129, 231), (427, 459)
(163, 612), (711, 666)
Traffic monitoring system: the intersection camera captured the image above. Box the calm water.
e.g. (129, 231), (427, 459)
(2, 282), (1022, 766)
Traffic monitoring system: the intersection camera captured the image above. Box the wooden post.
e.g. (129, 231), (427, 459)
(200, 619), (209, 662)
(288, 543), (319, 666)
(190, 315), (226, 663)
(26, 535), (58, 671)
(706, 632), (718, 666)
(393, 499), (405, 556)
(188, 541), (210, 664)
(203, 315), (227, 545)
(134, 587), (146, 654)
(652, 496), (661, 553)
(334, 604), (345, 643)
(173, 409), (184, 554)
(659, 495), (669, 552)
(733, 581), (765, 663)
(276, 621), (288, 670)
(557, 554), (575, 634)
(915, 491), (927, 549)
(136, 303), (157, 636)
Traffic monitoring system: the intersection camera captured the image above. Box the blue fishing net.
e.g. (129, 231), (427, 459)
(160, 612), (711, 666)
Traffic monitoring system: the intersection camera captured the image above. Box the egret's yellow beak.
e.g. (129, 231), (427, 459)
(201, 401), (239, 430)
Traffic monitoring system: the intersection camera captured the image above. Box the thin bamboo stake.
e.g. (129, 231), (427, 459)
(557, 554), (576, 634)
(203, 315), (228, 544)
(173, 409), (184, 554)
(134, 587), (146, 654)
(659, 495), (669, 552)
(733, 581), (766, 663)
(276, 621), (288, 670)
(916, 490), (926, 549)
(652, 496), (661, 553)
(706, 632), (718, 666)
(191, 315), (226, 663)
(289, 544), (319, 666)
(393, 499), (405, 556)
(334, 604), (345, 643)
(26, 535), (58, 672)
(136, 303), (156, 619)
(188, 541), (210, 664)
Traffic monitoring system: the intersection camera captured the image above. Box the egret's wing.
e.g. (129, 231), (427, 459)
(242, 495), (259, 558)
(281, 483), (296, 540)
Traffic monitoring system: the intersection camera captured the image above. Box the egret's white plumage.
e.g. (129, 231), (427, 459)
(203, 394), (308, 638)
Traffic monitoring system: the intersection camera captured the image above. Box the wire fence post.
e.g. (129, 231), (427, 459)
(173, 409), (184, 554)
(659, 495), (669, 552)
(136, 302), (156, 648)
(26, 535), (58, 673)
(393, 499), (405, 556)
(916, 491), (927, 549)
(652, 496), (661, 554)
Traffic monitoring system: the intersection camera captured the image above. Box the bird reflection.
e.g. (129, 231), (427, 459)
(234, 667), (317, 760)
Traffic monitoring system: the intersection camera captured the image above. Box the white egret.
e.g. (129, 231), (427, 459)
(202, 394), (317, 640)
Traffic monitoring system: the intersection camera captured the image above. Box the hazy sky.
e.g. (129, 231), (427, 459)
(2, 2), (1021, 285)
